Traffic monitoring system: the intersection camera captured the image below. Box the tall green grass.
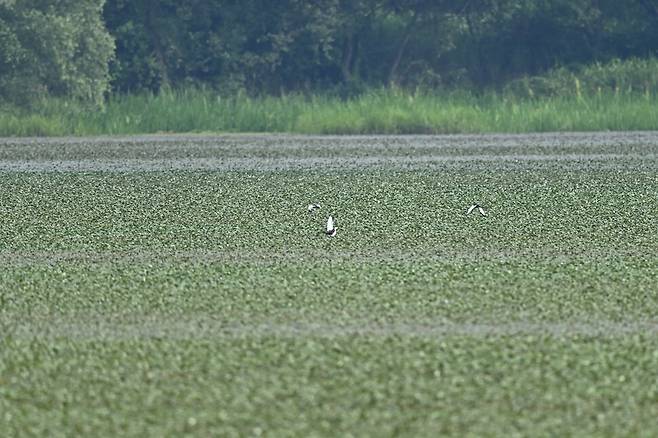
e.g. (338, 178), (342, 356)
(295, 90), (658, 134)
(3, 57), (658, 136)
(2, 87), (658, 136)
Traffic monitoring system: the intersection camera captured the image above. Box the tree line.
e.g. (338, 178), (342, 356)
(2, 0), (658, 106)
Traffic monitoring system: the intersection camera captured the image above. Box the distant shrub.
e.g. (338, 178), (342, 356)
(0, 1), (114, 108)
(504, 58), (658, 98)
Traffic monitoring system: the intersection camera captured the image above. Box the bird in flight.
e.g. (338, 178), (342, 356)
(308, 203), (321, 213)
(325, 215), (337, 237)
(467, 204), (487, 216)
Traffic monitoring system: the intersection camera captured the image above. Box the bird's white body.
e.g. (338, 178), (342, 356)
(325, 216), (337, 236)
(308, 203), (321, 213)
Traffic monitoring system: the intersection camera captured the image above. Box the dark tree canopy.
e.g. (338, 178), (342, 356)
(2, 0), (658, 104)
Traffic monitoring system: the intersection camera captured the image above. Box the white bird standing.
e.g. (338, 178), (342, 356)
(325, 215), (337, 237)
(467, 204), (487, 216)
(307, 203), (321, 213)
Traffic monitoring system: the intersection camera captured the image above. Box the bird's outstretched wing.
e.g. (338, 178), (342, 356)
(467, 204), (478, 215)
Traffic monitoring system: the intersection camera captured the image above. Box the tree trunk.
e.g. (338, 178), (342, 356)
(341, 34), (355, 83)
(388, 13), (418, 86)
(465, 10), (487, 87)
(145, 0), (170, 89)
(387, 33), (409, 85)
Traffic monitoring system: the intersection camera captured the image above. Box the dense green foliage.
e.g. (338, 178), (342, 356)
(1, 134), (658, 435)
(100, 0), (658, 93)
(3, 0), (658, 106)
(0, 0), (114, 106)
(101, 0), (658, 94)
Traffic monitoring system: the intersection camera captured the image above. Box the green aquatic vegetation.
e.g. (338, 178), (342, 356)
(1, 133), (657, 436)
